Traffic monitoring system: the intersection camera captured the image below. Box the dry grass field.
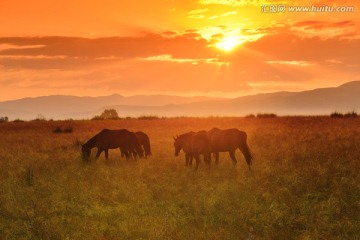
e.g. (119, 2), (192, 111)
(1, 117), (360, 239)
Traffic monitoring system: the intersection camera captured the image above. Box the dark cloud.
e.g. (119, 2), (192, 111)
(0, 33), (212, 59)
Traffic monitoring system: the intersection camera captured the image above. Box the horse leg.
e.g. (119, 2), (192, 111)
(214, 152), (219, 165)
(229, 151), (237, 167)
(194, 154), (200, 171)
(185, 153), (190, 166)
(132, 150), (138, 160)
(205, 152), (211, 168)
(124, 150), (130, 161)
(120, 147), (124, 158)
(95, 148), (102, 159)
(188, 154), (193, 167)
(186, 154), (194, 167)
(105, 149), (109, 159)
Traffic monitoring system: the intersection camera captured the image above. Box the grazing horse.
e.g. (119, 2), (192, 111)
(173, 131), (211, 170)
(208, 128), (252, 168)
(135, 131), (151, 157)
(82, 129), (143, 161)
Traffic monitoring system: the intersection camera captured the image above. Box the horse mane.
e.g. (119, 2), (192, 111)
(84, 129), (109, 149)
(143, 136), (151, 155)
(84, 135), (97, 149)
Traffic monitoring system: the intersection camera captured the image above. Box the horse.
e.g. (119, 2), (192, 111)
(82, 129), (144, 161)
(207, 128), (252, 169)
(173, 131), (211, 170)
(121, 131), (151, 158)
(135, 131), (151, 157)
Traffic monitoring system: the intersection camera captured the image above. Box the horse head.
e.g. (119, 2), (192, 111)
(81, 144), (91, 161)
(173, 135), (181, 156)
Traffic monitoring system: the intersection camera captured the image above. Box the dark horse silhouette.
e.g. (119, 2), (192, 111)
(135, 131), (151, 157)
(82, 129), (143, 161)
(173, 131), (211, 170)
(208, 128), (252, 168)
(120, 131), (151, 158)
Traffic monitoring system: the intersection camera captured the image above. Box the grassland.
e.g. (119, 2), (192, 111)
(0, 117), (360, 239)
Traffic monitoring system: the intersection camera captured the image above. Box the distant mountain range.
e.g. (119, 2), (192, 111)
(1, 81), (360, 120)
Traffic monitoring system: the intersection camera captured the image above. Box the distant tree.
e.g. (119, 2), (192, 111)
(32, 114), (46, 121)
(330, 111), (343, 118)
(245, 114), (256, 118)
(0, 116), (9, 122)
(331, 111), (358, 118)
(100, 109), (119, 119)
(13, 118), (25, 123)
(256, 113), (277, 118)
(53, 126), (63, 133)
(137, 115), (159, 120)
(344, 111), (358, 118)
(92, 109), (119, 120)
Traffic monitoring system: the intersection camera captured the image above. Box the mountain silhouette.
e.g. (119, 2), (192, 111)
(0, 81), (359, 120)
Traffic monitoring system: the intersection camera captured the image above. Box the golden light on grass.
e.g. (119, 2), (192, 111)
(1, 117), (360, 238)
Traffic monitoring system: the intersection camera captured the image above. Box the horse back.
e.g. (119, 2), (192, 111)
(95, 129), (132, 149)
(209, 128), (246, 151)
(193, 132), (210, 154)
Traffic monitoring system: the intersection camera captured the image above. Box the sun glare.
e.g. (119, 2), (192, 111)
(215, 35), (244, 52)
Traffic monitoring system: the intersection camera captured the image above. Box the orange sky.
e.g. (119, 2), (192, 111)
(0, 0), (359, 101)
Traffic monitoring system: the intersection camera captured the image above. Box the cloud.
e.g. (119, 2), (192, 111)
(293, 21), (354, 29)
(208, 11), (238, 19)
(1, 20), (360, 100)
(139, 54), (227, 66)
(266, 60), (313, 66)
(0, 33), (215, 70)
(243, 25), (360, 65)
(198, 0), (269, 6)
(0, 44), (46, 51)
(188, 8), (208, 18)
(291, 20), (359, 40)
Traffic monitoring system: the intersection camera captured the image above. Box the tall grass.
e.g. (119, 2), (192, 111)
(0, 117), (360, 239)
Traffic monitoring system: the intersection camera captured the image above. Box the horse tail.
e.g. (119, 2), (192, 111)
(144, 137), (151, 156)
(238, 132), (252, 166)
(135, 139), (144, 158)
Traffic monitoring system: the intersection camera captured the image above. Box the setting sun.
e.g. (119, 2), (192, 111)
(215, 35), (244, 51)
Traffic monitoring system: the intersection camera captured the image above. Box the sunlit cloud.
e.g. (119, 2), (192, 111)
(325, 59), (342, 64)
(291, 20), (359, 40)
(188, 8), (208, 19)
(198, 0), (267, 6)
(0, 55), (69, 60)
(266, 60), (313, 67)
(139, 54), (229, 66)
(140, 54), (200, 63)
(208, 11), (238, 19)
(0, 44), (46, 51)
